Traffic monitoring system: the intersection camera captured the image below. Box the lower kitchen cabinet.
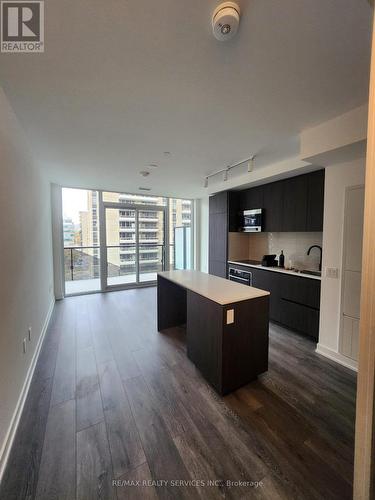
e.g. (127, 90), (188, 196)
(247, 267), (321, 340)
(279, 300), (320, 340)
(250, 268), (282, 323)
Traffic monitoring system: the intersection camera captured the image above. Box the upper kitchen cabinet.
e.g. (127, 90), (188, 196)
(282, 174), (308, 232)
(228, 191), (240, 232)
(263, 181), (283, 232)
(209, 190), (228, 214)
(307, 170), (325, 231)
(239, 185), (264, 211)
(236, 170), (324, 232)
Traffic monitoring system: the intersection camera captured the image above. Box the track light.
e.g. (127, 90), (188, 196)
(248, 156), (255, 172)
(203, 154), (257, 187)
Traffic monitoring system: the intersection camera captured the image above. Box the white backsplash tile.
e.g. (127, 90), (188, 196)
(268, 232), (323, 270)
(228, 231), (323, 271)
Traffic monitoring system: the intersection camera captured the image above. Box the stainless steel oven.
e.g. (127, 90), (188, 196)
(242, 209), (263, 232)
(228, 267), (252, 286)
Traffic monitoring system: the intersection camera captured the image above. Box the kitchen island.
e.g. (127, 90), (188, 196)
(157, 270), (270, 395)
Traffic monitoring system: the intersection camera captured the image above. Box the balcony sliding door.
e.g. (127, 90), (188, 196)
(103, 204), (166, 289)
(139, 207), (165, 284)
(105, 207), (138, 287)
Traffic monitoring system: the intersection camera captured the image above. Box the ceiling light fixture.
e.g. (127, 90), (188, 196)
(139, 187), (151, 191)
(147, 164), (159, 169)
(203, 155), (256, 187)
(140, 170), (150, 177)
(163, 152), (171, 157)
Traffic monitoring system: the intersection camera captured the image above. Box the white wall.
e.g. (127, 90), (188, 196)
(300, 104), (368, 161)
(0, 88), (54, 478)
(51, 184), (64, 300)
(317, 158), (365, 369)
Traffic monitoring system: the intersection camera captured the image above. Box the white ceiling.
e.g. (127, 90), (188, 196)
(0, 0), (372, 198)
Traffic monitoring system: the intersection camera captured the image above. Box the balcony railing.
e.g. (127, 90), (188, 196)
(64, 244), (172, 282)
(63, 243), (183, 296)
(64, 246), (100, 282)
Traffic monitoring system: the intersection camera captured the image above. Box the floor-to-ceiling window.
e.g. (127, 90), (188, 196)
(168, 198), (192, 270)
(62, 188), (193, 296)
(62, 188), (101, 295)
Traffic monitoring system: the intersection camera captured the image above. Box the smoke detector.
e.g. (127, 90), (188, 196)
(212, 2), (241, 42)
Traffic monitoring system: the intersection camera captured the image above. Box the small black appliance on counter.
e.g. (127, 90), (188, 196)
(261, 254), (278, 267)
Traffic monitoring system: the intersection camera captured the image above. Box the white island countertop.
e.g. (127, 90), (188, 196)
(158, 270), (269, 306)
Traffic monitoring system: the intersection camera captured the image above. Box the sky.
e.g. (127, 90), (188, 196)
(62, 188), (89, 224)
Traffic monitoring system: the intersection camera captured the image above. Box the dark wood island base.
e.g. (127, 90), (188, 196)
(157, 271), (270, 395)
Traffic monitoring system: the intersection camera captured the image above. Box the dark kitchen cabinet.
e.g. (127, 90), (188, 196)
(230, 264), (321, 340)
(263, 181), (283, 232)
(279, 300), (320, 341)
(251, 268), (282, 323)
(307, 170), (325, 231)
(282, 175), (308, 232)
(281, 273), (321, 310)
(209, 259), (227, 279)
(239, 186), (264, 211)
(209, 191), (228, 214)
(279, 272), (321, 340)
(209, 191), (240, 277)
(209, 211), (228, 262)
(228, 191), (240, 232)
(236, 170), (324, 233)
(209, 193), (228, 278)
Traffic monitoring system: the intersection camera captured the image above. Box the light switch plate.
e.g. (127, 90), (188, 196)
(226, 309), (234, 325)
(326, 267), (339, 279)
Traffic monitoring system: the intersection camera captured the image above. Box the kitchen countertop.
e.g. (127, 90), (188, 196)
(158, 270), (270, 305)
(228, 260), (322, 281)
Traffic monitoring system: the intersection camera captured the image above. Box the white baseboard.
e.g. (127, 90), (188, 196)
(316, 343), (358, 372)
(0, 298), (55, 483)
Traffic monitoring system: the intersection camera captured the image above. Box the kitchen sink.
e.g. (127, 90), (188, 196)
(300, 269), (321, 277)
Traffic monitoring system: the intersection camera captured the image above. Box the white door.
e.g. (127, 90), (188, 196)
(340, 185), (365, 360)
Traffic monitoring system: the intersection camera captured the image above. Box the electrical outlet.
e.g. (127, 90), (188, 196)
(28, 327), (32, 341)
(326, 267), (339, 279)
(226, 309), (234, 325)
(22, 338), (27, 354)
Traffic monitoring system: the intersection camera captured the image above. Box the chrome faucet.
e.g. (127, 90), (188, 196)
(307, 245), (322, 272)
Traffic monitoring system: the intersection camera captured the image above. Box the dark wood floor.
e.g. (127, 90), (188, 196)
(0, 287), (357, 500)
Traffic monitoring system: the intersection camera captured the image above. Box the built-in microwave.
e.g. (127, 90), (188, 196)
(242, 209), (263, 232)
